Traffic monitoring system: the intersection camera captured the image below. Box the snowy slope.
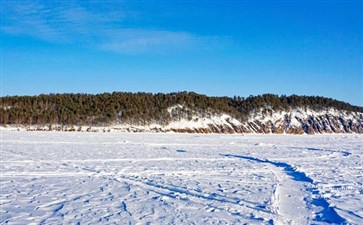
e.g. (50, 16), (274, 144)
(1, 132), (362, 224)
(2, 105), (362, 134)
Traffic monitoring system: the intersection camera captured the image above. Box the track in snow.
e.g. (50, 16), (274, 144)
(223, 154), (347, 224)
(1, 132), (362, 224)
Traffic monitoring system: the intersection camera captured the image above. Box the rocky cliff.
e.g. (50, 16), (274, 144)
(159, 107), (363, 134)
(4, 106), (362, 134)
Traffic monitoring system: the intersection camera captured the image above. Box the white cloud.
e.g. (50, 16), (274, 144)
(99, 29), (200, 54)
(2, 1), (232, 55)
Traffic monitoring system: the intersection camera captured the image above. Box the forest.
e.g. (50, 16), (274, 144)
(1, 92), (362, 126)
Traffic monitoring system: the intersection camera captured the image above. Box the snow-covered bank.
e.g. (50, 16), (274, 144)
(1, 132), (362, 224)
(2, 107), (362, 134)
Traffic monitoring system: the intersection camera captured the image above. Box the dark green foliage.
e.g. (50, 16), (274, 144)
(1, 92), (362, 125)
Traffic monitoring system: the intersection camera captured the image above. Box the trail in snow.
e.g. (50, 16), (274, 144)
(291, 146), (352, 157)
(223, 154), (347, 224)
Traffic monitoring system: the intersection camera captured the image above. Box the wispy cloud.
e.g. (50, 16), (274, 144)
(2, 0), (122, 42)
(2, 0), (231, 54)
(2, 1), (68, 42)
(99, 29), (199, 54)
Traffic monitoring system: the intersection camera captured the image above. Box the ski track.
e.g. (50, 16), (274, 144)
(1, 132), (362, 224)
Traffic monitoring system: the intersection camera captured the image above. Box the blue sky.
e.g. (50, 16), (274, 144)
(1, 0), (362, 105)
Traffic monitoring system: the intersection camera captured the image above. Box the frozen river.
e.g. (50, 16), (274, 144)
(1, 132), (362, 224)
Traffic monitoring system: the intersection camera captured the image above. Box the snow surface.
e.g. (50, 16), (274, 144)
(1, 132), (362, 224)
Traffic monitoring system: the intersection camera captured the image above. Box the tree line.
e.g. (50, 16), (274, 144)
(1, 92), (362, 126)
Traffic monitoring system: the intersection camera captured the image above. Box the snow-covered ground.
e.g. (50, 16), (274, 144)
(1, 132), (362, 224)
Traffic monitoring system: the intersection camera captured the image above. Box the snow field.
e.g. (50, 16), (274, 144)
(1, 132), (362, 224)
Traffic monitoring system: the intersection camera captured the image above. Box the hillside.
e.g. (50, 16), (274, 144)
(1, 92), (362, 134)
